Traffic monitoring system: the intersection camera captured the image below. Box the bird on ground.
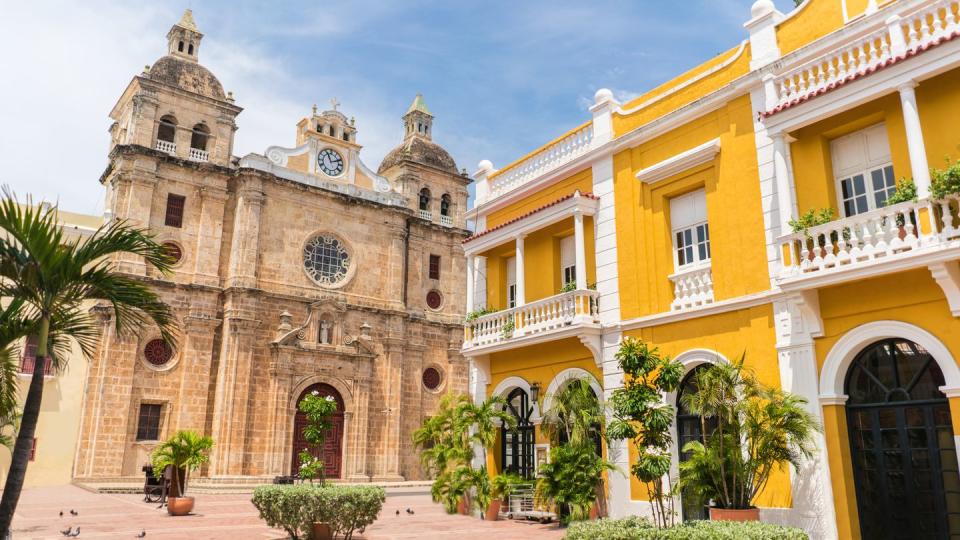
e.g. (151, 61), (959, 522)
(67, 527), (81, 537)
(406, 508), (415, 515)
(136, 530), (146, 538)
(395, 510), (400, 516)
(59, 510), (63, 518)
(60, 526), (72, 536)
(70, 509), (78, 516)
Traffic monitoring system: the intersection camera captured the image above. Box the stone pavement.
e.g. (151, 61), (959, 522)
(11, 485), (566, 539)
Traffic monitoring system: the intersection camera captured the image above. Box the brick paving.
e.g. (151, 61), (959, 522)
(11, 485), (566, 540)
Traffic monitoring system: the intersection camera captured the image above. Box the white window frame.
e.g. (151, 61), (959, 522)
(670, 189), (711, 272)
(831, 123), (897, 218)
(559, 236), (576, 288)
(506, 256), (517, 309)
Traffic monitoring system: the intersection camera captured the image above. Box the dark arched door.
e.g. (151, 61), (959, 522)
(291, 383), (345, 479)
(676, 364), (718, 521)
(502, 388), (535, 479)
(846, 338), (960, 539)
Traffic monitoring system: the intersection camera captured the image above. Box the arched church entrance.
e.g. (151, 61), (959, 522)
(291, 383), (345, 479)
(845, 338), (960, 539)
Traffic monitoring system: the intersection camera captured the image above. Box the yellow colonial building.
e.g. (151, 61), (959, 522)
(463, 1), (960, 538)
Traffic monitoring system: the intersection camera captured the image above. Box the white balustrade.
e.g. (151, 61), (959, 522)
(668, 266), (714, 311)
(769, 0), (960, 112)
(155, 139), (176, 155)
(464, 289), (599, 349)
(488, 124), (594, 199)
(189, 147), (209, 162)
(419, 209), (433, 221)
(440, 214), (453, 227)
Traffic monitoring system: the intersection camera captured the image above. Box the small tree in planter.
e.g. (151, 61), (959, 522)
(676, 358), (820, 521)
(297, 391), (338, 484)
(607, 338), (683, 529)
(151, 430), (214, 515)
(535, 444), (614, 524)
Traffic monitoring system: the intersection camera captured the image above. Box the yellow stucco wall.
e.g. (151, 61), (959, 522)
(614, 94), (768, 319)
(485, 169), (593, 229)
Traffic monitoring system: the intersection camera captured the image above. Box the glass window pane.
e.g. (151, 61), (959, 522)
(842, 178), (853, 199)
(853, 174), (865, 194)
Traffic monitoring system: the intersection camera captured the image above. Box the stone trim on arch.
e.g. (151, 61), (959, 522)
(541, 368), (603, 413)
(289, 375), (355, 413)
(819, 320), (960, 401)
(490, 376), (541, 424)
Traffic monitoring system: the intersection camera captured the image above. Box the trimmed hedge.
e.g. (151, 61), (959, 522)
(564, 518), (808, 540)
(251, 484), (386, 540)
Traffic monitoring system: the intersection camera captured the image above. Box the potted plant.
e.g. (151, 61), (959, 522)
(534, 444), (614, 525)
(676, 357), (820, 521)
(488, 472), (522, 521)
(151, 430), (214, 516)
(788, 207), (836, 261)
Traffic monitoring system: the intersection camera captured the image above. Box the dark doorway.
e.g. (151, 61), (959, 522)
(501, 388), (535, 479)
(291, 383), (345, 479)
(676, 364), (718, 521)
(846, 338), (960, 539)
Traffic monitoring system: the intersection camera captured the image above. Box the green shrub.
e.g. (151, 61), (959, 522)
(251, 484), (385, 540)
(564, 518), (808, 540)
(931, 159), (960, 200)
(788, 207), (835, 235)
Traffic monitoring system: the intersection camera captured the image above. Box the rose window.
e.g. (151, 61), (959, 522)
(422, 367), (443, 391)
(303, 235), (351, 285)
(144, 339), (173, 367)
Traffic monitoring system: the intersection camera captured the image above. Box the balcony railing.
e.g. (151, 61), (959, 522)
(488, 124), (594, 199)
(463, 289), (599, 350)
(189, 147), (209, 162)
(778, 196), (960, 282)
(419, 209), (433, 221)
(768, 0), (960, 112)
(439, 214), (453, 227)
(155, 140), (176, 155)
(669, 265), (714, 311)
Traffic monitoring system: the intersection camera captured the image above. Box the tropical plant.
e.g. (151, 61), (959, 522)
(151, 430), (213, 497)
(491, 471), (523, 502)
(607, 338), (683, 529)
(501, 318), (515, 338)
(463, 466), (493, 512)
(676, 358), (820, 511)
(535, 444), (615, 524)
(0, 193), (177, 536)
(465, 307), (495, 321)
(885, 178), (918, 206)
(252, 484), (385, 540)
(296, 390), (338, 483)
(540, 377), (605, 450)
(788, 207), (835, 235)
(0, 411), (20, 453)
(931, 158), (960, 200)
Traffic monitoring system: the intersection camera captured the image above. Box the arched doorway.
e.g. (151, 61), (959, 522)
(845, 338), (960, 539)
(676, 364), (717, 522)
(502, 387), (535, 479)
(291, 383), (345, 479)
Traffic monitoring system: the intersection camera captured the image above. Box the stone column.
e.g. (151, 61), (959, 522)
(192, 186), (228, 287)
(115, 176), (156, 276)
(772, 133), (797, 234)
(348, 375), (372, 482)
(898, 82), (931, 197)
(515, 235), (526, 306)
(209, 315), (260, 476)
(372, 339), (405, 482)
(226, 179), (264, 290)
(468, 356), (490, 468)
(174, 315), (220, 432)
(574, 210), (588, 290)
(466, 255), (475, 313)
(73, 306), (114, 479)
(264, 348), (294, 476)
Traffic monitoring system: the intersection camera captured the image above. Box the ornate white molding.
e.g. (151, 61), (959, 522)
(541, 368), (603, 413)
(635, 138), (720, 184)
(929, 261), (960, 317)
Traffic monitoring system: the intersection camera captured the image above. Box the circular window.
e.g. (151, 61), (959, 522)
(144, 339), (173, 367)
(303, 234), (351, 286)
(426, 290), (443, 310)
(423, 367), (443, 391)
(162, 242), (183, 265)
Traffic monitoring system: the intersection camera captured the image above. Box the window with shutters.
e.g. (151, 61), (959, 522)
(831, 124), (896, 217)
(20, 335), (51, 376)
(670, 189), (710, 271)
(136, 403), (163, 441)
(429, 255), (441, 280)
(164, 193), (186, 228)
(560, 235), (576, 287)
(506, 256), (517, 309)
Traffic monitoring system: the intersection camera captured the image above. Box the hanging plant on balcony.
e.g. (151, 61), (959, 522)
(465, 307), (495, 322)
(884, 178), (918, 228)
(501, 318), (515, 339)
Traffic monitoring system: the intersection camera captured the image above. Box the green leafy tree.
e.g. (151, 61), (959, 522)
(607, 338), (683, 529)
(534, 444), (615, 524)
(0, 194), (177, 536)
(296, 391), (339, 484)
(151, 430), (214, 497)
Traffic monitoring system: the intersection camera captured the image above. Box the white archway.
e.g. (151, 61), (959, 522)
(820, 320), (960, 400)
(541, 368), (603, 413)
(491, 376), (541, 423)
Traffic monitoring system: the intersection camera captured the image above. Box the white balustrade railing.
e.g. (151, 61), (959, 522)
(488, 124), (594, 199)
(668, 266), (714, 311)
(419, 209), (433, 221)
(464, 289), (599, 349)
(189, 147), (209, 162)
(769, 0), (960, 111)
(439, 214), (453, 227)
(779, 196), (960, 278)
(155, 139), (176, 155)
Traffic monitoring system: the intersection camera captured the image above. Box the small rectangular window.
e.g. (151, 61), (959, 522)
(670, 189), (710, 270)
(164, 194), (185, 228)
(560, 236), (576, 288)
(506, 256), (517, 309)
(429, 255), (441, 280)
(831, 124), (895, 217)
(20, 336), (51, 376)
(136, 403), (163, 441)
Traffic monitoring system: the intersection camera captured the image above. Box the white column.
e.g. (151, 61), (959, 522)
(773, 133), (797, 234)
(515, 235), (526, 306)
(574, 211), (587, 290)
(899, 82), (931, 198)
(466, 255), (475, 313)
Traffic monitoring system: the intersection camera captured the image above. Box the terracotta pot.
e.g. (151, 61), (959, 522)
(166, 496), (195, 516)
(310, 522), (333, 540)
(708, 507), (760, 522)
(484, 500), (501, 521)
(457, 497), (469, 515)
(589, 502), (599, 520)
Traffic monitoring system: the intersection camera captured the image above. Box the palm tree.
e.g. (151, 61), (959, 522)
(151, 430), (214, 497)
(540, 377), (605, 450)
(0, 194), (177, 536)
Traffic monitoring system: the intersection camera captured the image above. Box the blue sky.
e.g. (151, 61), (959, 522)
(0, 0), (796, 214)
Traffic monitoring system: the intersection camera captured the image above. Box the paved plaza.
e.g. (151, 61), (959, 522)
(11, 486), (565, 540)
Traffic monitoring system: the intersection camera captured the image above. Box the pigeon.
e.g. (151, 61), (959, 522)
(59, 510), (63, 518)
(406, 508), (415, 515)
(60, 527), (72, 536)
(68, 528), (81, 537)
(136, 531), (146, 538)
(395, 510), (400, 516)
(70, 509), (78, 516)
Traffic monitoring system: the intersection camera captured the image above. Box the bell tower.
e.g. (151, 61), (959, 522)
(403, 94), (433, 141)
(166, 9), (203, 62)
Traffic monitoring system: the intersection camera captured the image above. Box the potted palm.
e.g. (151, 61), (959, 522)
(151, 430), (214, 516)
(488, 472), (522, 521)
(677, 358), (819, 521)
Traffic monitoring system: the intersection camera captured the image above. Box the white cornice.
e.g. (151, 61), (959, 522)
(616, 289), (781, 331)
(635, 138), (721, 184)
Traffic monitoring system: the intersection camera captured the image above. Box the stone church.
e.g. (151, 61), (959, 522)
(73, 10), (470, 483)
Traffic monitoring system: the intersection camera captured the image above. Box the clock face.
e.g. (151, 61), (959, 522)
(317, 148), (345, 177)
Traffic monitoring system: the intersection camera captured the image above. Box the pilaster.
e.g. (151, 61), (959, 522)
(192, 185), (228, 287)
(209, 316), (260, 476)
(226, 178), (264, 290)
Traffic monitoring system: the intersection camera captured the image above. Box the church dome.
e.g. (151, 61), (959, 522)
(146, 55), (226, 100)
(378, 135), (458, 174)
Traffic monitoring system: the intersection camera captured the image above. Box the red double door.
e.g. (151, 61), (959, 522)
(291, 383), (345, 479)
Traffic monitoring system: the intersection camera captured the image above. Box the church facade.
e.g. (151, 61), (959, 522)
(72, 10), (470, 483)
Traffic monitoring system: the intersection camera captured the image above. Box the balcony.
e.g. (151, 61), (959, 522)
(669, 265), (714, 311)
(463, 289), (600, 353)
(439, 214), (453, 227)
(778, 196), (960, 290)
(487, 124), (594, 200)
(189, 147), (209, 162)
(419, 209), (433, 221)
(155, 140), (176, 155)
